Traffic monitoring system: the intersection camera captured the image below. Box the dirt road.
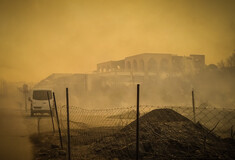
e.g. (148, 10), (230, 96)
(0, 97), (32, 160)
(0, 96), (53, 160)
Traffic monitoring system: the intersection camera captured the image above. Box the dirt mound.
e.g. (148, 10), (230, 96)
(90, 109), (235, 160)
(122, 109), (190, 131)
(141, 108), (190, 122)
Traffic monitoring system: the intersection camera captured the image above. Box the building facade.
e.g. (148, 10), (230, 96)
(97, 53), (205, 75)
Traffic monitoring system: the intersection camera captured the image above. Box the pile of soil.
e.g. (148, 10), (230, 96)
(30, 109), (235, 160)
(89, 109), (235, 160)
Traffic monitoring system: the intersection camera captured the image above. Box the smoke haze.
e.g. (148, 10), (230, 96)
(0, 0), (235, 82)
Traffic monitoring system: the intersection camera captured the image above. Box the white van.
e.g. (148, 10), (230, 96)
(29, 89), (54, 116)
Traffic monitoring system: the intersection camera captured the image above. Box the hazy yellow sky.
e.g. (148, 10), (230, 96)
(0, 0), (235, 82)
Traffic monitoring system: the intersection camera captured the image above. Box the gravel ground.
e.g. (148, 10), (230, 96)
(30, 109), (235, 160)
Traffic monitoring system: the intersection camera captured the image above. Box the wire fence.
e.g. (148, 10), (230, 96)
(23, 86), (235, 159)
(57, 104), (235, 160)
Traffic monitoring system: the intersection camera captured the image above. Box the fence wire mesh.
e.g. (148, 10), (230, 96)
(57, 104), (235, 160)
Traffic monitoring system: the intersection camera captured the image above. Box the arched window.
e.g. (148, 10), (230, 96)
(107, 65), (111, 72)
(133, 60), (138, 71)
(126, 61), (131, 71)
(139, 59), (144, 71)
(160, 59), (169, 71)
(147, 58), (158, 72)
(98, 67), (102, 72)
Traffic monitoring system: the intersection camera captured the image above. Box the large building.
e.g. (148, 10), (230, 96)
(97, 53), (205, 75)
(35, 53), (206, 102)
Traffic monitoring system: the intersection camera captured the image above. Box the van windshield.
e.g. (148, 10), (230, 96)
(33, 90), (52, 100)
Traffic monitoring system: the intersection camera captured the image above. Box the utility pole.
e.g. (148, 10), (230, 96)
(23, 84), (29, 112)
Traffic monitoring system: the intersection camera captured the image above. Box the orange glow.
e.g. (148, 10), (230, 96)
(0, 0), (235, 82)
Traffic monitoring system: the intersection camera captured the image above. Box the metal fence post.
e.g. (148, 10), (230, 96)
(66, 88), (71, 160)
(53, 92), (63, 149)
(47, 91), (55, 133)
(136, 84), (140, 160)
(192, 89), (196, 123)
(37, 117), (41, 134)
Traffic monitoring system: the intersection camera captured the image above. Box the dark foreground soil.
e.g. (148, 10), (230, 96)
(30, 109), (235, 160)
(91, 109), (235, 160)
(30, 133), (66, 160)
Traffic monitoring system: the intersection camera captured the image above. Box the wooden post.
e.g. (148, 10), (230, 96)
(66, 88), (71, 160)
(37, 117), (41, 134)
(47, 91), (55, 133)
(53, 92), (63, 149)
